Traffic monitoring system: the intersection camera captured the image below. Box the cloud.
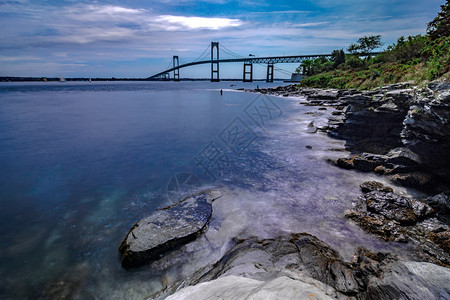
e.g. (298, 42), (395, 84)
(293, 22), (329, 28)
(156, 15), (243, 30)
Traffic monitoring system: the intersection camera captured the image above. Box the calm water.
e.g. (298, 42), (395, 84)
(0, 81), (422, 299)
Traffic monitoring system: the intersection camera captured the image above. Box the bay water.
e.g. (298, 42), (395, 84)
(0, 81), (422, 299)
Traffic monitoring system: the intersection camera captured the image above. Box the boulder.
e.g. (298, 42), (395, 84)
(364, 191), (433, 224)
(119, 191), (220, 268)
(360, 181), (393, 193)
(366, 261), (450, 300)
(346, 210), (408, 243)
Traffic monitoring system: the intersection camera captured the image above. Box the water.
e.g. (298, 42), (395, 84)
(0, 81), (423, 299)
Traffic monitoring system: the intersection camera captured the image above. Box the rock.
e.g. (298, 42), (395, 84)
(346, 210), (408, 242)
(165, 275), (336, 300)
(374, 165), (387, 174)
(336, 157), (355, 169)
(306, 121), (318, 133)
(119, 191), (220, 268)
(177, 233), (367, 297)
(385, 147), (422, 166)
(388, 172), (433, 189)
(360, 181), (393, 193)
(366, 261), (450, 300)
(427, 229), (450, 254)
(426, 193), (450, 209)
(364, 191), (433, 224)
(155, 232), (450, 300)
(305, 89), (340, 100)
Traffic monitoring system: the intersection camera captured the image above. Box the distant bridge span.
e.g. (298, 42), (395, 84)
(148, 42), (380, 82)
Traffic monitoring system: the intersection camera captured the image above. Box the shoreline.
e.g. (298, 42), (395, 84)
(114, 81), (450, 299)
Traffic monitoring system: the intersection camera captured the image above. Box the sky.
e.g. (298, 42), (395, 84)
(0, 0), (444, 79)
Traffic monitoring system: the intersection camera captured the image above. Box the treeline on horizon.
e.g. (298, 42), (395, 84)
(299, 0), (450, 89)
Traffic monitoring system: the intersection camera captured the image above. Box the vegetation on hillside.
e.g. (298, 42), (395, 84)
(299, 0), (450, 89)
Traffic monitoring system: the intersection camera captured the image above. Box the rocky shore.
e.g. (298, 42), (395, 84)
(252, 81), (450, 194)
(119, 184), (450, 299)
(117, 81), (450, 299)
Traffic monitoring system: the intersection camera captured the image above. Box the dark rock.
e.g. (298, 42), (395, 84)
(427, 229), (450, 254)
(305, 145), (312, 149)
(360, 181), (393, 193)
(374, 165), (387, 174)
(364, 191), (433, 224)
(385, 147), (422, 166)
(119, 191), (220, 268)
(336, 157), (355, 169)
(388, 172), (433, 189)
(353, 155), (380, 172)
(346, 210), (408, 242)
(318, 107), (327, 110)
(427, 193), (450, 209)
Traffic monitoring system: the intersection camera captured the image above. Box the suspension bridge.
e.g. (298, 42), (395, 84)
(148, 42), (334, 82)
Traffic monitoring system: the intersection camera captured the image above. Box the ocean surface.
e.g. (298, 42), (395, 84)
(0, 81), (423, 299)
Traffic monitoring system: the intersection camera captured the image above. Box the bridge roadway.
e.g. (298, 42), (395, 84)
(148, 54), (332, 79)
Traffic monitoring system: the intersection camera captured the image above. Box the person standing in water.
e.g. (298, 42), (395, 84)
(220, 89), (223, 95)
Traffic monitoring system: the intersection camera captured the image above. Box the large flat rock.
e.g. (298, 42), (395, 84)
(119, 191), (221, 268)
(166, 275), (335, 300)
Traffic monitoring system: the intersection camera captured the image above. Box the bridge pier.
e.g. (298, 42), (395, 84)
(211, 42), (220, 82)
(173, 56), (180, 81)
(164, 73), (170, 81)
(243, 62), (253, 82)
(266, 64), (274, 82)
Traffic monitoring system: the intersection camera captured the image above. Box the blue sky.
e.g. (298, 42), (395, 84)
(0, 0), (444, 79)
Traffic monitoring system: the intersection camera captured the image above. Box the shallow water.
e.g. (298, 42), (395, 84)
(0, 81), (424, 299)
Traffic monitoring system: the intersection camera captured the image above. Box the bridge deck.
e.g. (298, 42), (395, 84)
(149, 52), (381, 79)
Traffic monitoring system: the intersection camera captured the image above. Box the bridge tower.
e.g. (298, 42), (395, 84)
(266, 64), (274, 82)
(211, 42), (220, 82)
(243, 61), (253, 82)
(173, 56), (180, 81)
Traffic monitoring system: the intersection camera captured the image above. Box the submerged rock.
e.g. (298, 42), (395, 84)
(119, 191), (221, 269)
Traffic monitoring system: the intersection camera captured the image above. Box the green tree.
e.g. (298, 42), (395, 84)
(296, 59), (312, 75)
(347, 35), (384, 55)
(427, 0), (450, 40)
(331, 49), (346, 68)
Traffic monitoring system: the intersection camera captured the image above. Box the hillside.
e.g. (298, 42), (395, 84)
(299, 1), (450, 90)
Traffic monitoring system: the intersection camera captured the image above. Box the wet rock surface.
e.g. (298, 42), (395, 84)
(346, 181), (450, 267)
(119, 191), (221, 268)
(157, 233), (450, 300)
(250, 81), (450, 193)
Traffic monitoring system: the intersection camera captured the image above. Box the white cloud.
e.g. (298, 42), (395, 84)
(155, 15), (243, 30)
(293, 22), (329, 27)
